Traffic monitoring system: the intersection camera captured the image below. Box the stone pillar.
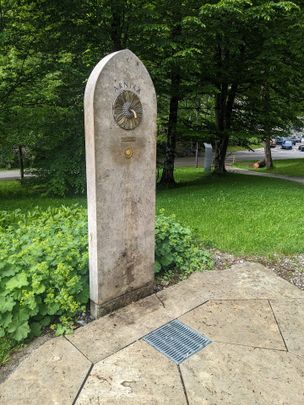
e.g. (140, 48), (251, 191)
(204, 143), (213, 174)
(84, 49), (157, 318)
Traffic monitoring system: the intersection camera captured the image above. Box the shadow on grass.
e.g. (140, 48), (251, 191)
(158, 168), (302, 192)
(158, 171), (255, 191)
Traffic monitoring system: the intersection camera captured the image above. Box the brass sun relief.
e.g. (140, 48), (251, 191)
(113, 90), (142, 130)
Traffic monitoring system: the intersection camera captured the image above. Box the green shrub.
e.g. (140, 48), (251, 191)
(0, 207), (89, 342)
(155, 210), (213, 277)
(0, 206), (212, 345)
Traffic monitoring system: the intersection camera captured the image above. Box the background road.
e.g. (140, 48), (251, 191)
(175, 146), (304, 167)
(0, 169), (22, 180)
(0, 146), (303, 179)
(226, 146), (304, 162)
(0, 170), (32, 181)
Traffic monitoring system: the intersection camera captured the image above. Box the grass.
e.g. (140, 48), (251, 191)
(0, 180), (85, 211)
(227, 144), (262, 152)
(1, 171), (304, 256)
(157, 168), (304, 256)
(234, 159), (304, 177)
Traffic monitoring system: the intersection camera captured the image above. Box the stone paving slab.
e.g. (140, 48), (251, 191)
(0, 337), (91, 405)
(67, 295), (171, 363)
(157, 262), (304, 318)
(1, 262), (304, 404)
(180, 342), (304, 405)
(76, 340), (186, 405)
(270, 299), (304, 356)
(179, 299), (285, 350)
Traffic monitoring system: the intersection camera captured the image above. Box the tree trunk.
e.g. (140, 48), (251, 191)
(214, 135), (229, 174)
(159, 20), (182, 186)
(160, 69), (180, 185)
(262, 85), (273, 169)
(226, 82), (238, 129)
(264, 137), (273, 169)
(18, 145), (24, 180)
(212, 34), (238, 174)
(213, 83), (228, 174)
(213, 82), (238, 174)
(110, 1), (124, 51)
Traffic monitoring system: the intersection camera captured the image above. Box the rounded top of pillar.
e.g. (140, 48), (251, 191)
(84, 49), (155, 112)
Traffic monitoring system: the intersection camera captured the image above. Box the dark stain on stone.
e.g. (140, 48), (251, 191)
(121, 380), (135, 389)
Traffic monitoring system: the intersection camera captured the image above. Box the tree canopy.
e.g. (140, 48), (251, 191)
(1, 0), (303, 192)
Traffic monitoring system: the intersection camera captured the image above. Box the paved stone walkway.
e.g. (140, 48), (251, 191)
(0, 170), (32, 181)
(0, 170), (22, 180)
(1, 262), (304, 404)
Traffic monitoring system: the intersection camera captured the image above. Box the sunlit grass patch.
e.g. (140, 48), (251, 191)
(234, 159), (304, 177)
(157, 169), (304, 256)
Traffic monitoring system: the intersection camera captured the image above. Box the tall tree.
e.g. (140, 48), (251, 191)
(1, 0), (304, 193)
(185, 0), (302, 173)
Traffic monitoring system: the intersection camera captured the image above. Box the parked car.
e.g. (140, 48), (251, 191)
(276, 137), (284, 145)
(270, 139), (276, 148)
(298, 144), (304, 152)
(301, 137), (304, 143)
(281, 140), (293, 150)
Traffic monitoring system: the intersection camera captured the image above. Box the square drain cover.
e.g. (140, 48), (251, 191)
(143, 320), (212, 364)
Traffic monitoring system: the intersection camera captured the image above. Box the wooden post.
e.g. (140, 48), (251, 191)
(18, 145), (24, 180)
(195, 142), (199, 168)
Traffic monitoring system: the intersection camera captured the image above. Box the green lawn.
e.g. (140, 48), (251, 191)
(1, 169), (304, 256)
(0, 180), (85, 211)
(234, 158), (304, 177)
(227, 144), (262, 152)
(157, 168), (304, 256)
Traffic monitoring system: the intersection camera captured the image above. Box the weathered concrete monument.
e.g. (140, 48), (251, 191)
(84, 49), (157, 318)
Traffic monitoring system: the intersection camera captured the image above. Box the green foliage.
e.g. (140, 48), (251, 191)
(155, 210), (213, 277)
(0, 336), (19, 364)
(0, 206), (89, 343)
(0, 204), (212, 346)
(1, 0), (304, 188)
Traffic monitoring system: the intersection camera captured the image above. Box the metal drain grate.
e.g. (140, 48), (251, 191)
(143, 320), (212, 364)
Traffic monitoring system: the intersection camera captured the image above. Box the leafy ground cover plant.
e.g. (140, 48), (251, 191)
(0, 207), (89, 343)
(0, 206), (212, 349)
(155, 210), (213, 280)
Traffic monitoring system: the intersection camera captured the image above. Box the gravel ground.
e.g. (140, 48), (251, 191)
(212, 249), (304, 291)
